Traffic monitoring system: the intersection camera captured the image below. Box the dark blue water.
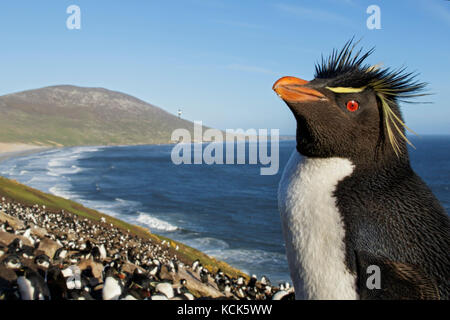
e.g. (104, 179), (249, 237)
(0, 136), (449, 284)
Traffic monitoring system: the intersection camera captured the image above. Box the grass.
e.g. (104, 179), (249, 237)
(0, 176), (248, 280)
(0, 96), (201, 146)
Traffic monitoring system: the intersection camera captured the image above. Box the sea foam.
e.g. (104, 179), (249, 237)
(135, 212), (178, 232)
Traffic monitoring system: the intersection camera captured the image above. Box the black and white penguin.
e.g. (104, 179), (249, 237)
(200, 268), (209, 284)
(120, 269), (152, 300)
(91, 243), (107, 261)
(2, 221), (14, 233)
(216, 277), (226, 292)
(53, 248), (68, 262)
(34, 254), (51, 282)
(147, 261), (161, 280)
(35, 254), (51, 270)
(236, 275), (245, 287)
(260, 275), (270, 287)
(272, 286), (295, 301)
(168, 259), (178, 273)
(192, 259), (200, 272)
(174, 279), (194, 300)
(3, 255), (50, 300)
(246, 286), (258, 300)
(102, 265), (125, 300)
(18, 245), (35, 260)
(274, 40), (450, 300)
(247, 274), (257, 289)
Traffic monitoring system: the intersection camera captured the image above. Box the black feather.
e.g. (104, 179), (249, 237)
(314, 39), (428, 101)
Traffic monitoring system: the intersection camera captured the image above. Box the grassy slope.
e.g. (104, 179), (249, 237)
(0, 107), (193, 146)
(0, 176), (248, 279)
(0, 86), (204, 146)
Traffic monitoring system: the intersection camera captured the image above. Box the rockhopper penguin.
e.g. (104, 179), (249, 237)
(3, 255), (50, 300)
(274, 40), (450, 300)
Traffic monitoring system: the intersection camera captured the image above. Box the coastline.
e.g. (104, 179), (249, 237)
(0, 143), (54, 163)
(0, 143), (252, 285)
(0, 140), (310, 284)
(0, 178), (259, 299)
(0, 137), (298, 164)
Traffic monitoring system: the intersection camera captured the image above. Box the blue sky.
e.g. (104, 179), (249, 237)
(0, 0), (448, 134)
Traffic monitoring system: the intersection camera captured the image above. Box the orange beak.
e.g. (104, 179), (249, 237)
(273, 76), (326, 102)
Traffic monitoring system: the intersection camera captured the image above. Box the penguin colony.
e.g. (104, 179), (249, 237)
(0, 197), (293, 300)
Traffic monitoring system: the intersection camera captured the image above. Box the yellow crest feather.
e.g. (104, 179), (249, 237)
(377, 93), (417, 156)
(326, 86), (367, 93)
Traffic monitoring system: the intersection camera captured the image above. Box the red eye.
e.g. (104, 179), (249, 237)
(346, 100), (359, 112)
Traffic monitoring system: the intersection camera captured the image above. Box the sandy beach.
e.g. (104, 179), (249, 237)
(0, 143), (51, 163)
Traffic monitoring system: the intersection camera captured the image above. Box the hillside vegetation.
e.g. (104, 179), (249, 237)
(0, 85), (200, 146)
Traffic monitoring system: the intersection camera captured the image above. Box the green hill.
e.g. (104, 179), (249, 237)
(0, 85), (200, 146)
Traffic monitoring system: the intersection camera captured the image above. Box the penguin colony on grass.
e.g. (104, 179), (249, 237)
(0, 197), (293, 300)
(275, 40), (450, 300)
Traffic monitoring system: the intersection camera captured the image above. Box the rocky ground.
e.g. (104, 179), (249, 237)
(0, 197), (294, 300)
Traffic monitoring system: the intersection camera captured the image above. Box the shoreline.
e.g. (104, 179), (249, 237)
(0, 141), (297, 283)
(0, 144), (55, 163)
(0, 182), (265, 299)
(0, 144), (255, 284)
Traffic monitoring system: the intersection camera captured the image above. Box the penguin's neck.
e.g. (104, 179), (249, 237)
(278, 150), (358, 300)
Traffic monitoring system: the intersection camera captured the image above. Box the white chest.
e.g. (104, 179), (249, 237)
(278, 150), (358, 300)
(102, 277), (122, 300)
(17, 276), (34, 300)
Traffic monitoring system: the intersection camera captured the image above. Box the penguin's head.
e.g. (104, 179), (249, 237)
(3, 254), (22, 270)
(273, 40), (427, 164)
(104, 264), (126, 281)
(34, 254), (51, 269)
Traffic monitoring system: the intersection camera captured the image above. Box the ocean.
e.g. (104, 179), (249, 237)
(0, 136), (449, 285)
